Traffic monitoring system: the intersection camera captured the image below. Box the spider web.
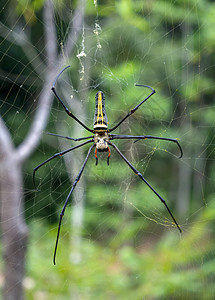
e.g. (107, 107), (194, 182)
(1, 0), (215, 299)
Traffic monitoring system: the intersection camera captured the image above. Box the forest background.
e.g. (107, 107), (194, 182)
(1, 0), (215, 299)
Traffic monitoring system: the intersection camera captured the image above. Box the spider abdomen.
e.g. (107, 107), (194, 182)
(93, 91), (108, 130)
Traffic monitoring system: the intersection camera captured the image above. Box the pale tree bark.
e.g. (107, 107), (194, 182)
(176, 21), (193, 217)
(0, 118), (28, 300)
(0, 0), (85, 299)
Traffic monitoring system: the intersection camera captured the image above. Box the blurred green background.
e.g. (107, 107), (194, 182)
(1, 0), (215, 299)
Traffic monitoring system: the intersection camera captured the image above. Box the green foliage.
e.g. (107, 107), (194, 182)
(25, 201), (215, 299)
(16, 0), (45, 23)
(115, 0), (149, 32)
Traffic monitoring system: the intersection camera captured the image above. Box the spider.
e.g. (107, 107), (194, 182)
(33, 66), (183, 264)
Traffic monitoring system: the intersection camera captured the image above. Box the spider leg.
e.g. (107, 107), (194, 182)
(47, 132), (94, 142)
(107, 147), (111, 165)
(108, 84), (155, 133)
(51, 66), (94, 133)
(95, 148), (98, 165)
(109, 134), (183, 159)
(109, 141), (182, 233)
(33, 139), (93, 190)
(53, 144), (95, 265)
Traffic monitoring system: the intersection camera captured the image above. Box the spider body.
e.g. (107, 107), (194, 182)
(93, 91), (111, 164)
(33, 65), (183, 265)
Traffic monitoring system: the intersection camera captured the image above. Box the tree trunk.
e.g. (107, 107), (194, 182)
(0, 118), (28, 300)
(0, 159), (28, 300)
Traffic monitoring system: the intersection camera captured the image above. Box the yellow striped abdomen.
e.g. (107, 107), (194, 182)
(93, 91), (108, 130)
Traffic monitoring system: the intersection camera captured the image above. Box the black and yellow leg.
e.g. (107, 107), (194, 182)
(95, 148), (98, 165)
(53, 144), (95, 265)
(109, 141), (182, 233)
(107, 147), (111, 165)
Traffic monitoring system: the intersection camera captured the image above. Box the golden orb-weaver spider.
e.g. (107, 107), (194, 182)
(33, 66), (183, 264)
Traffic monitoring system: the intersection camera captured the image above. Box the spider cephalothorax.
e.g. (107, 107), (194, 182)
(33, 65), (183, 265)
(93, 131), (110, 165)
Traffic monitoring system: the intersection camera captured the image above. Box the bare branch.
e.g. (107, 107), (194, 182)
(44, 0), (58, 67)
(59, 0), (86, 65)
(16, 0), (57, 163)
(0, 116), (14, 158)
(16, 0), (87, 163)
(0, 21), (44, 76)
